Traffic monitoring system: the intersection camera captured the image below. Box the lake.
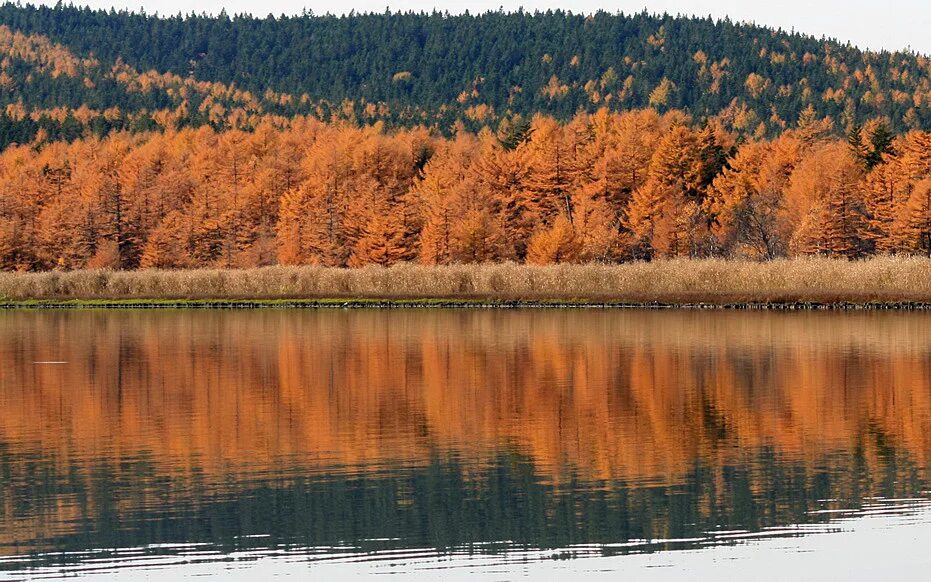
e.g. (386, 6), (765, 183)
(1, 309), (930, 580)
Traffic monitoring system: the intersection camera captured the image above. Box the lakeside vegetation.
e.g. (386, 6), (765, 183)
(0, 10), (930, 274)
(1, 8), (930, 287)
(2, 258), (931, 306)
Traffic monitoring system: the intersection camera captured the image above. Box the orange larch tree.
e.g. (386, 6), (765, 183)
(526, 213), (579, 264)
(787, 143), (867, 257)
(899, 180), (931, 256)
(521, 116), (582, 225)
(472, 133), (533, 260)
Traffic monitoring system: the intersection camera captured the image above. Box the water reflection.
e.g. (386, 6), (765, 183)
(1, 309), (930, 575)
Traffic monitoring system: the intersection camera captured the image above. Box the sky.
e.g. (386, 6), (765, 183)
(35, 1), (931, 55)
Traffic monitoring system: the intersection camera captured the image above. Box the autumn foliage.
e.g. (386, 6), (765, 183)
(2, 108), (931, 272)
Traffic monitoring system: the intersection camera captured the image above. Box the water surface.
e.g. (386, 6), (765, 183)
(1, 309), (930, 579)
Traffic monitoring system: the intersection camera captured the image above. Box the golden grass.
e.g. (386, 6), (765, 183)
(2, 257), (931, 305)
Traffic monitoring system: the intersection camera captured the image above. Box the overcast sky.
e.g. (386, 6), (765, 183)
(38, 1), (931, 55)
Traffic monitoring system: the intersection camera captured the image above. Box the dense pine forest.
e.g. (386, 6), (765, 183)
(1, 4), (931, 142)
(0, 6), (930, 271)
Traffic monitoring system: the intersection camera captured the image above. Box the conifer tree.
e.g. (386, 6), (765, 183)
(788, 143), (866, 257)
(900, 180), (931, 256)
(862, 160), (908, 253)
(526, 213), (579, 264)
(522, 116), (578, 224)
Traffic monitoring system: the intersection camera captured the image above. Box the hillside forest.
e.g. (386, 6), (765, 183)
(0, 8), (929, 270)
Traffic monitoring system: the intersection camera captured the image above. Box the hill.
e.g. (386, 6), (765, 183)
(0, 4), (929, 145)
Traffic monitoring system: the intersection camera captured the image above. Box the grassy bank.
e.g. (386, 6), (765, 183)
(2, 258), (931, 308)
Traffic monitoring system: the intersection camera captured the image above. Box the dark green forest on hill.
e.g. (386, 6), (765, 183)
(0, 3), (929, 140)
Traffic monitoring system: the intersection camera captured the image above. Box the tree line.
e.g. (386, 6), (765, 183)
(1, 107), (930, 271)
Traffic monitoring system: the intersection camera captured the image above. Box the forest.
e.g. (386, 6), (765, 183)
(0, 4), (930, 145)
(0, 7), (930, 272)
(0, 107), (930, 272)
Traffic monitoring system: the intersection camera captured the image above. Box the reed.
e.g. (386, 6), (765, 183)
(2, 257), (931, 305)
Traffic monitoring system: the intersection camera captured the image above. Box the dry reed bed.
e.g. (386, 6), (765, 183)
(1, 257), (931, 304)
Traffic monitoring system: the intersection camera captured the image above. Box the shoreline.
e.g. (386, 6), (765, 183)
(3, 298), (931, 310)
(3, 258), (931, 310)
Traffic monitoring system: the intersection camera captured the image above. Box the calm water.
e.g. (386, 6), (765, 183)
(1, 309), (931, 580)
